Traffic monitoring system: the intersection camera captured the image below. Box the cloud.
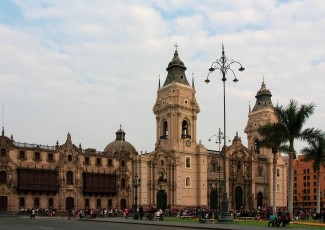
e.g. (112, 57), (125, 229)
(0, 0), (324, 153)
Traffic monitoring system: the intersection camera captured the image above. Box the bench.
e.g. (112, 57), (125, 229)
(179, 216), (194, 220)
(239, 217), (255, 221)
(199, 218), (215, 223)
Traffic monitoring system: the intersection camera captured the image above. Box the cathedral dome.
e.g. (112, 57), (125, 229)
(104, 128), (136, 153)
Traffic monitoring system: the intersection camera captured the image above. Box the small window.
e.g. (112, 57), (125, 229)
(19, 151), (25, 160)
(121, 160), (125, 167)
(276, 184), (280, 192)
(96, 158), (101, 166)
(0, 171), (7, 184)
(19, 197), (25, 207)
(108, 159), (113, 167)
(0, 148), (6, 157)
(48, 153), (54, 162)
(34, 152), (40, 161)
(161, 160), (164, 166)
(185, 156), (191, 168)
(68, 155), (72, 162)
(85, 157), (90, 165)
(185, 176), (191, 187)
(277, 168), (280, 177)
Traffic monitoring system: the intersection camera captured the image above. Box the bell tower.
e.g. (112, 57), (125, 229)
(245, 80), (277, 155)
(153, 45), (200, 151)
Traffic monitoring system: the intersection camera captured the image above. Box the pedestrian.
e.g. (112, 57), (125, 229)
(124, 208), (129, 219)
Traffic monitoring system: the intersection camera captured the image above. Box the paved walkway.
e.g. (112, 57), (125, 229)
(81, 217), (325, 230)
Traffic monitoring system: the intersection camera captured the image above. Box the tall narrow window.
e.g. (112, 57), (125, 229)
(19, 151), (25, 160)
(0, 148), (6, 157)
(277, 168), (280, 177)
(0, 171), (6, 184)
(162, 121), (168, 139)
(185, 177), (191, 187)
(34, 152), (40, 161)
(181, 120), (189, 139)
(185, 156), (191, 168)
(67, 171), (73, 185)
(254, 139), (260, 154)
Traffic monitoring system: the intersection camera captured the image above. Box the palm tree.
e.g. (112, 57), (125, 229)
(301, 129), (325, 213)
(258, 125), (287, 214)
(259, 99), (315, 217)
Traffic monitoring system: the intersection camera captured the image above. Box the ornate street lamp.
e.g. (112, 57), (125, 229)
(205, 44), (244, 222)
(133, 174), (141, 219)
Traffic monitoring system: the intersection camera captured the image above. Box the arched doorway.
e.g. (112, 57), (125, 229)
(0, 196), (7, 211)
(210, 190), (218, 210)
(120, 199), (126, 210)
(157, 190), (167, 210)
(257, 192), (263, 209)
(66, 197), (74, 211)
(235, 186), (243, 210)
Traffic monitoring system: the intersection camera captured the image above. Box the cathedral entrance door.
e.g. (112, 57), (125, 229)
(66, 197), (74, 210)
(235, 186), (243, 210)
(157, 190), (167, 210)
(0, 196), (7, 211)
(120, 199), (126, 210)
(257, 192), (263, 209)
(210, 190), (218, 210)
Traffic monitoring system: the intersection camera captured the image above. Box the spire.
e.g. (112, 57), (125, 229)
(1, 126), (4, 136)
(252, 77), (274, 112)
(249, 101), (251, 113)
(158, 75), (161, 90)
(163, 44), (190, 87)
(192, 73), (195, 88)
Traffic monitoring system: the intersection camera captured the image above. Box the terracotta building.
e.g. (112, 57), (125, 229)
(293, 155), (325, 210)
(0, 48), (287, 212)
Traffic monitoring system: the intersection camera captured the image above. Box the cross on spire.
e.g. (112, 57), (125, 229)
(174, 43), (178, 51)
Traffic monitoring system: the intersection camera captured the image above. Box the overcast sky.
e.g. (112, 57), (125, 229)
(0, 0), (324, 154)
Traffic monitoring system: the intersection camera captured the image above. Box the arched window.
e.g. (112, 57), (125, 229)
(162, 121), (168, 139)
(68, 155), (72, 162)
(276, 184), (280, 192)
(181, 120), (190, 139)
(254, 139), (260, 154)
(0, 148), (6, 157)
(185, 176), (191, 187)
(67, 171), (73, 185)
(0, 171), (6, 184)
(277, 168), (280, 177)
(121, 178), (126, 189)
(121, 160), (125, 167)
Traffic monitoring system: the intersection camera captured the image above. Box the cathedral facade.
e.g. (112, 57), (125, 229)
(0, 48), (287, 212)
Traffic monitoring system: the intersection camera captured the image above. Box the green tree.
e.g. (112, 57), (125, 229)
(258, 124), (287, 214)
(301, 129), (325, 213)
(258, 99), (315, 217)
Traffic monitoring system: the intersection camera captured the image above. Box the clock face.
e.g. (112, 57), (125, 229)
(186, 140), (191, 147)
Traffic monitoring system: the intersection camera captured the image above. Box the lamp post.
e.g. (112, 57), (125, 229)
(208, 128), (231, 213)
(133, 174), (141, 219)
(205, 44), (244, 222)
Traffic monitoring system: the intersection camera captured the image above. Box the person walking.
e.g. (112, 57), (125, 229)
(124, 208), (129, 219)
